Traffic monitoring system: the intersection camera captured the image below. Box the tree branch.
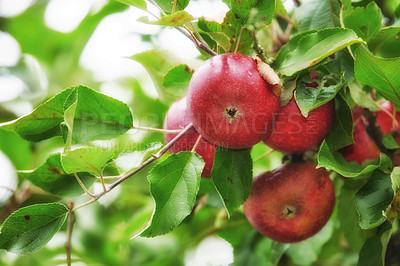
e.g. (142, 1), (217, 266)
(73, 123), (194, 211)
(65, 202), (75, 266)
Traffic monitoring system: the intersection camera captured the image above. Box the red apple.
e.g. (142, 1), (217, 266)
(339, 109), (381, 164)
(243, 161), (335, 243)
(164, 97), (216, 178)
(187, 53), (280, 149)
(263, 97), (334, 154)
(375, 101), (400, 135)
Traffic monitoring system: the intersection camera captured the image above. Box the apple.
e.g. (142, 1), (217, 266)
(375, 101), (400, 135)
(340, 103), (400, 165)
(263, 97), (335, 154)
(187, 53), (280, 149)
(164, 97), (216, 178)
(243, 161), (335, 243)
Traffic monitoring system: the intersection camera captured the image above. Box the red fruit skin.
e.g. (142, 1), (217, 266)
(375, 101), (400, 135)
(263, 98), (335, 154)
(243, 161), (335, 243)
(187, 53), (280, 149)
(340, 112), (381, 164)
(164, 97), (216, 178)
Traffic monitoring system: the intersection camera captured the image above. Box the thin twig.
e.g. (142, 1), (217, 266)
(65, 202), (75, 266)
(148, 0), (216, 56)
(254, 149), (275, 162)
(98, 171), (107, 193)
(234, 28), (245, 54)
(191, 134), (202, 153)
(73, 123), (195, 211)
(277, 13), (298, 30)
(131, 125), (183, 134)
(74, 173), (95, 198)
(72, 198), (96, 212)
(0, 186), (16, 193)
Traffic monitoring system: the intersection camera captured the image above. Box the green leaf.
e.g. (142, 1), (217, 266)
(382, 134), (400, 150)
(391, 167), (400, 191)
(140, 152), (204, 237)
(152, 0), (189, 14)
(0, 128), (32, 170)
(338, 179), (374, 252)
(234, 230), (288, 266)
(325, 93), (354, 151)
(138, 10), (195, 27)
(325, 49), (355, 84)
(317, 141), (392, 178)
(61, 147), (115, 175)
(295, 73), (344, 117)
(355, 170), (393, 229)
(162, 64), (193, 97)
(211, 148), (252, 217)
(0, 88), (73, 142)
(294, 0), (340, 31)
(354, 45), (400, 106)
(343, 2), (382, 41)
(116, 0), (147, 10)
(63, 86), (133, 145)
(131, 49), (184, 104)
(286, 220), (335, 265)
(19, 153), (95, 197)
(369, 27), (400, 58)
(357, 222), (392, 266)
(114, 142), (163, 172)
(221, 0), (275, 53)
(348, 82), (381, 111)
(0, 203), (68, 255)
(275, 28), (363, 76)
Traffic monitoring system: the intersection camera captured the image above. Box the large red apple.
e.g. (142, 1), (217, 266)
(243, 161), (335, 243)
(164, 97), (216, 178)
(263, 97), (334, 154)
(187, 53), (280, 149)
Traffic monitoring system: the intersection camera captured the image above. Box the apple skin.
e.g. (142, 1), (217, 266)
(375, 101), (400, 135)
(164, 97), (216, 178)
(243, 161), (335, 243)
(187, 53), (280, 149)
(339, 109), (381, 164)
(263, 97), (335, 154)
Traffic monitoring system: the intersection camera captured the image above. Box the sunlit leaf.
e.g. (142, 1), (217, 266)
(0, 89), (73, 141)
(0, 203), (68, 255)
(138, 10), (195, 27)
(275, 28), (363, 76)
(317, 141), (392, 178)
(61, 147), (115, 175)
(140, 152), (204, 237)
(354, 45), (400, 106)
(19, 153), (95, 197)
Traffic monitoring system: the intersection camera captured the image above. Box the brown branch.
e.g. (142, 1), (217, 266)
(73, 123), (194, 211)
(65, 202), (75, 266)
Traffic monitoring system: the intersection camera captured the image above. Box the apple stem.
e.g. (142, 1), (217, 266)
(191, 134), (203, 153)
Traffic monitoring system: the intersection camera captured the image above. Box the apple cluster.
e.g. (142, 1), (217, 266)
(163, 53), (336, 243)
(340, 102), (400, 165)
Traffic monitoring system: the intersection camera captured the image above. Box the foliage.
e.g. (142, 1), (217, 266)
(1, 0), (400, 265)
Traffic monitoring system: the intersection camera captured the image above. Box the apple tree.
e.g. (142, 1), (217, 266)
(0, 0), (400, 265)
